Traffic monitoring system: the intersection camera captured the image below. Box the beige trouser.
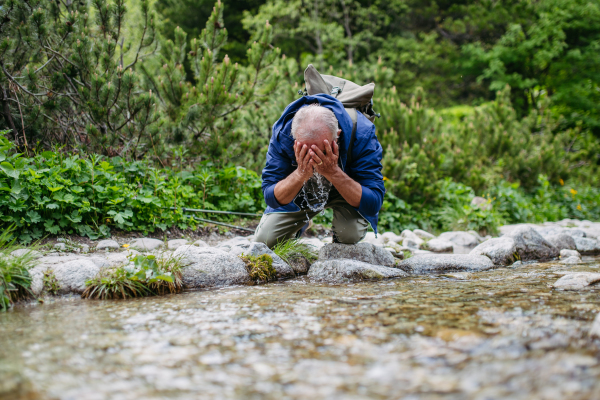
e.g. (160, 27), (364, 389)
(254, 192), (369, 249)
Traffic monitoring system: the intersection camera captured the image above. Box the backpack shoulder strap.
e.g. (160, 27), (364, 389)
(346, 108), (357, 166)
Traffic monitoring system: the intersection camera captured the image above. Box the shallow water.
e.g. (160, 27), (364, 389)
(2, 258), (600, 400)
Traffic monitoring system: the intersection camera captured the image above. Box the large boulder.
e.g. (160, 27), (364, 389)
(228, 242), (295, 279)
(437, 231), (479, 248)
(426, 238), (454, 253)
(129, 238), (164, 251)
(53, 259), (101, 294)
(469, 237), (517, 266)
(505, 226), (559, 261)
(173, 245), (250, 288)
(573, 237), (600, 255)
(318, 243), (395, 267)
(552, 273), (600, 290)
(308, 259), (407, 283)
(397, 254), (494, 275)
(543, 234), (576, 251)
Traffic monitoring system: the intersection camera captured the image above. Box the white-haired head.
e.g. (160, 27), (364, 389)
(291, 103), (339, 142)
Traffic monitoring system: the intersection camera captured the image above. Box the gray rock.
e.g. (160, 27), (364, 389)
(308, 259), (407, 283)
(565, 229), (586, 238)
(193, 239), (209, 247)
(385, 247), (404, 260)
(471, 196), (491, 210)
(413, 229), (435, 240)
(360, 232), (385, 246)
(560, 249), (580, 258)
(130, 238), (164, 251)
(402, 237), (421, 249)
(426, 238), (454, 253)
(53, 243), (66, 251)
(228, 242), (295, 279)
(298, 238), (325, 251)
(573, 237), (600, 255)
(96, 239), (120, 250)
(582, 227), (600, 240)
(288, 255), (312, 275)
(467, 230), (485, 243)
(10, 249), (42, 259)
(29, 265), (49, 295)
(217, 236), (250, 250)
(552, 273), (600, 290)
(438, 231), (479, 248)
(400, 230), (424, 246)
(173, 245), (250, 288)
(397, 254), (494, 275)
(381, 231), (403, 244)
(53, 259), (100, 294)
(318, 243), (395, 267)
(167, 239), (189, 250)
(559, 256), (581, 265)
(81, 244), (90, 254)
(543, 233), (576, 251)
(505, 226), (559, 261)
(590, 313), (600, 339)
(469, 237), (517, 266)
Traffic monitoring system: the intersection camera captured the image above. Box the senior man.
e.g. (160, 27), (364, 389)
(255, 93), (385, 249)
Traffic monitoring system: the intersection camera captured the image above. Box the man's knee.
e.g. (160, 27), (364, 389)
(254, 223), (279, 249)
(333, 224), (367, 244)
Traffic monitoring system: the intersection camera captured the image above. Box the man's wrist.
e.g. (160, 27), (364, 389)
(327, 166), (345, 184)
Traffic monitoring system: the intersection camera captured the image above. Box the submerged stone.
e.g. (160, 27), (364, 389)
(308, 259), (407, 283)
(506, 226), (559, 261)
(173, 245), (250, 288)
(318, 243), (395, 267)
(469, 237), (517, 266)
(397, 254), (494, 274)
(552, 272), (600, 290)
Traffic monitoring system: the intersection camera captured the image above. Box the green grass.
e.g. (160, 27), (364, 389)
(272, 238), (318, 265)
(240, 254), (277, 284)
(0, 228), (39, 311)
(83, 253), (184, 300)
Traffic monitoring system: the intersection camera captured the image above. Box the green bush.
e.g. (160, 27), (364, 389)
(0, 130), (264, 243)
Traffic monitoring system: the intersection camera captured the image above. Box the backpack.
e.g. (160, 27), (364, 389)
(300, 64), (380, 164)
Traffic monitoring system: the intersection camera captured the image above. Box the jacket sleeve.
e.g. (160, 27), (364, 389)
(261, 128), (296, 209)
(347, 123), (385, 218)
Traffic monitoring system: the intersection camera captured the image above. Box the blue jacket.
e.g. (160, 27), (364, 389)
(261, 94), (385, 234)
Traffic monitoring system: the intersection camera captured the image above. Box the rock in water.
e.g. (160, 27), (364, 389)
(590, 313), (600, 339)
(573, 237), (600, 255)
(559, 256), (581, 264)
(505, 226), (559, 261)
(543, 234), (576, 251)
(413, 229), (435, 240)
(437, 231), (479, 248)
(53, 259), (100, 294)
(397, 254), (494, 275)
(96, 240), (120, 250)
(469, 237), (517, 266)
(167, 239), (189, 250)
(319, 243), (395, 267)
(552, 273), (600, 290)
(173, 245), (250, 288)
(129, 238), (164, 251)
(308, 259), (407, 283)
(228, 242), (295, 279)
(426, 238), (454, 253)
(560, 249), (580, 258)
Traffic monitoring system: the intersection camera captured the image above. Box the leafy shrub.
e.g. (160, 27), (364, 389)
(240, 253), (277, 284)
(0, 229), (37, 311)
(82, 253), (183, 300)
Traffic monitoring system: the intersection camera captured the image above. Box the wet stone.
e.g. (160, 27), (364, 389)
(469, 237), (517, 266)
(227, 242), (295, 279)
(397, 254), (494, 274)
(318, 243), (395, 267)
(173, 245), (250, 288)
(560, 249), (581, 258)
(308, 259), (407, 283)
(560, 256), (582, 264)
(506, 226), (559, 261)
(552, 272), (600, 290)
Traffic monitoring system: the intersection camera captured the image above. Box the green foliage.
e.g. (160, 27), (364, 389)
(240, 253), (277, 284)
(0, 228), (36, 311)
(82, 253), (183, 299)
(43, 270), (60, 295)
(0, 130), (264, 243)
(272, 238), (318, 264)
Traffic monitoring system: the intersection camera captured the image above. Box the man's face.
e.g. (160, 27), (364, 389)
(295, 123), (336, 156)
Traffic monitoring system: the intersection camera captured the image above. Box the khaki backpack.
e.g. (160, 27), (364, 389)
(301, 64), (380, 164)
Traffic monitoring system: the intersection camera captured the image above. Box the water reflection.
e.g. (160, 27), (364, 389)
(1, 258), (600, 399)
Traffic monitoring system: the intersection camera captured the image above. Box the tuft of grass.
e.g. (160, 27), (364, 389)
(0, 228), (38, 311)
(82, 253), (183, 300)
(43, 270), (60, 295)
(240, 254), (277, 284)
(272, 238), (318, 265)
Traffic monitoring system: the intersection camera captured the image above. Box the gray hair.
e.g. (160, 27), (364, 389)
(291, 103), (339, 141)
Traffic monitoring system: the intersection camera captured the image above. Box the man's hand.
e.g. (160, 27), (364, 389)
(309, 139), (340, 180)
(294, 140), (314, 182)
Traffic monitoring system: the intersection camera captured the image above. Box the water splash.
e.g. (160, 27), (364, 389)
(298, 172), (332, 213)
